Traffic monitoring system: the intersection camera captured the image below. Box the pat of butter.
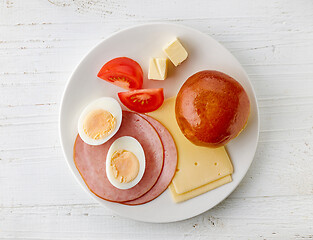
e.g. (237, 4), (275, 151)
(163, 38), (188, 66)
(148, 97), (233, 195)
(148, 58), (168, 80)
(169, 175), (232, 203)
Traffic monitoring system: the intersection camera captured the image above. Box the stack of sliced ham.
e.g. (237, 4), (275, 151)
(74, 111), (177, 205)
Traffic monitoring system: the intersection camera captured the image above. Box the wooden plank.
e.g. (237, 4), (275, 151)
(0, 196), (312, 239)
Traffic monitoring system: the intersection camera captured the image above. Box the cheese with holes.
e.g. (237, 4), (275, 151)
(148, 58), (168, 80)
(163, 38), (188, 66)
(148, 97), (233, 194)
(169, 175), (232, 203)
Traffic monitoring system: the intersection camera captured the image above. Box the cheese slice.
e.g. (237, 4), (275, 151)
(169, 175), (232, 203)
(163, 38), (188, 66)
(148, 58), (168, 80)
(148, 97), (233, 194)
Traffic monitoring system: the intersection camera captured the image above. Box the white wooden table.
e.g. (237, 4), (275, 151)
(1, 0), (313, 239)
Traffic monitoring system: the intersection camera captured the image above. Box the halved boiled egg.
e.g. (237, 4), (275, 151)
(78, 97), (122, 146)
(106, 136), (146, 189)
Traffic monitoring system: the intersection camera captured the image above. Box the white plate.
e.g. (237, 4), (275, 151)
(59, 23), (259, 223)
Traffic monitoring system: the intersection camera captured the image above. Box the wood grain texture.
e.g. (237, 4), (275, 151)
(1, 0), (313, 239)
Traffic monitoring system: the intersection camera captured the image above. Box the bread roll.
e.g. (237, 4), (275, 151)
(175, 70), (250, 148)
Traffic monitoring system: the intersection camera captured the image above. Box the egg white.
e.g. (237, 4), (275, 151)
(78, 97), (122, 146)
(106, 136), (146, 190)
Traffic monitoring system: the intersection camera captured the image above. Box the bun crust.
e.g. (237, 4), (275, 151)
(175, 70), (250, 148)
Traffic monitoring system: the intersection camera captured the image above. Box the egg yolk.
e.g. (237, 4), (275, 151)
(110, 150), (140, 183)
(83, 109), (116, 140)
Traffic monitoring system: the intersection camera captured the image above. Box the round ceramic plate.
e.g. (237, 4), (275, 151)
(60, 23), (259, 223)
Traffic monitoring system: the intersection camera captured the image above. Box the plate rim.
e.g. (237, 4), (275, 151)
(59, 22), (260, 223)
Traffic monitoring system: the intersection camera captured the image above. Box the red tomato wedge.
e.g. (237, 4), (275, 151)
(118, 88), (164, 113)
(97, 57), (143, 90)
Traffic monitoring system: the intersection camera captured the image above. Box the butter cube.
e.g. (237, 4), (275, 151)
(163, 38), (188, 66)
(148, 58), (168, 80)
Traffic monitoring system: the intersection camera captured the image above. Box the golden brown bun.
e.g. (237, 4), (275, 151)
(175, 70), (250, 148)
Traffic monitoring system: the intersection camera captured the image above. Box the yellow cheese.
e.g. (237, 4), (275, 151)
(163, 38), (188, 66)
(148, 58), (168, 80)
(148, 97), (233, 194)
(169, 175), (232, 203)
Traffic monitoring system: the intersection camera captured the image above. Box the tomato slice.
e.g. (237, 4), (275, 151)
(118, 88), (164, 113)
(97, 57), (143, 90)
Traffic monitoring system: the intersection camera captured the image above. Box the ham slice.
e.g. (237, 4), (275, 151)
(122, 114), (178, 205)
(74, 111), (164, 202)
